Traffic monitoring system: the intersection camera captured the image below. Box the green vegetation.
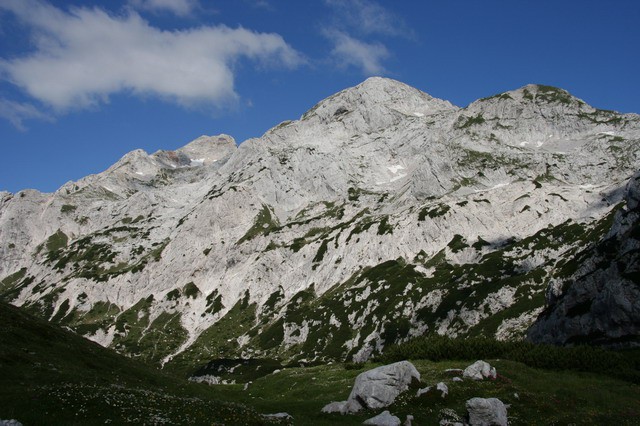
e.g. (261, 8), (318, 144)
(201, 358), (640, 425)
(479, 92), (514, 102)
(167, 292), (257, 376)
(204, 289), (225, 316)
(379, 335), (640, 382)
(237, 204), (280, 244)
(447, 234), (469, 253)
(60, 204), (77, 213)
(0, 267), (27, 296)
(46, 229), (69, 252)
(418, 203), (450, 221)
(45, 229), (170, 281)
(183, 282), (201, 298)
(457, 114), (486, 129)
(535, 85), (574, 105)
(377, 215), (394, 235)
(0, 301), (286, 425)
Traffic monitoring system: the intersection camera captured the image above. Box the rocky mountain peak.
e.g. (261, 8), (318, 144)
(298, 77), (457, 135)
(152, 134), (236, 168)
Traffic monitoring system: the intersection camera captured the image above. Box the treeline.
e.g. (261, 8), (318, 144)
(377, 335), (640, 383)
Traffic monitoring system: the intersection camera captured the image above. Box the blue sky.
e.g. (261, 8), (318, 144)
(1, 0), (639, 193)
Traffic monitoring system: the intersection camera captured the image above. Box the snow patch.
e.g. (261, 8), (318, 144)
(413, 112), (424, 117)
(387, 164), (406, 174)
(474, 182), (509, 193)
(190, 158), (205, 166)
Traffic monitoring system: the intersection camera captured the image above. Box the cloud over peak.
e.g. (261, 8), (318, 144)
(323, 30), (389, 76)
(0, 0), (302, 118)
(322, 0), (411, 76)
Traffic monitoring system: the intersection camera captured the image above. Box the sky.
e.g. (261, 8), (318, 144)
(0, 0), (639, 193)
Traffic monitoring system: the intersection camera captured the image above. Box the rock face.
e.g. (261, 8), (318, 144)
(322, 361), (420, 413)
(463, 361), (497, 381)
(466, 397), (508, 426)
(1, 77), (640, 368)
(363, 410), (401, 426)
(528, 170), (640, 347)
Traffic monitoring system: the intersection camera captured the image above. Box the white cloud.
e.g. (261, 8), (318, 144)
(129, 0), (200, 17)
(324, 30), (389, 76)
(321, 0), (411, 76)
(0, 98), (52, 131)
(324, 0), (410, 38)
(0, 0), (303, 114)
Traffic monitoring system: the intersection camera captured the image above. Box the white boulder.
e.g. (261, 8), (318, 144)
(463, 360), (497, 381)
(363, 410), (401, 426)
(466, 397), (508, 426)
(322, 361), (420, 414)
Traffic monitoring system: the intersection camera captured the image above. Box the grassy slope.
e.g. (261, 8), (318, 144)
(0, 301), (286, 425)
(2, 299), (639, 424)
(203, 360), (640, 425)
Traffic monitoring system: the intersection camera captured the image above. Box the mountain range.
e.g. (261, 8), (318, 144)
(1, 77), (639, 376)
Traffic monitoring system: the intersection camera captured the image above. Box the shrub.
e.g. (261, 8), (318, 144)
(378, 335), (640, 383)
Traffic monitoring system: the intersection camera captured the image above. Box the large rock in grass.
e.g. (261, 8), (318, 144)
(463, 360), (497, 380)
(321, 361), (420, 414)
(466, 397), (508, 426)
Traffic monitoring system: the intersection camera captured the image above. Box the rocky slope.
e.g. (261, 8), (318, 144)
(528, 170), (640, 347)
(1, 78), (639, 371)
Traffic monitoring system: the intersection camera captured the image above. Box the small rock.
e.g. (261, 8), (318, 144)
(466, 397), (508, 426)
(363, 410), (401, 426)
(436, 382), (449, 397)
(417, 382), (447, 398)
(404, 414), (414, 426)
(263, 412), (293, 420)
(416, 386), (431, 397)
(0, 421), (23, 426)
(243, 381), (251, 391)
(513, 392), (519, 400)
(463, 360), (497, 381)
(452, 377), (463, 382)
(321, 401), (348, 414)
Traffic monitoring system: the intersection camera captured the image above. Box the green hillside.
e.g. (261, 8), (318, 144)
(0, 301), (287, 425)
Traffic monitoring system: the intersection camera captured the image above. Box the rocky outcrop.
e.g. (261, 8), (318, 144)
(463, 361), (497, 381)
(322, 361), (420, 414)
(528, 171), (640, 347)
(466, 397), (508, 426)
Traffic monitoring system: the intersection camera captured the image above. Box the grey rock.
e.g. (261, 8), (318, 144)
(463, 360), (497, 381)
(363, 410), (401, 426)
(321, 401), (348, 414)
(436, 382), (449, 397)
(417, 381), (448, 398)
(0, 421), (23, 426)
(466, 397), (508, 426)
(348, 361), (420, 411)
(528, 169), (640, 347)
(263, 412), (293, 421)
